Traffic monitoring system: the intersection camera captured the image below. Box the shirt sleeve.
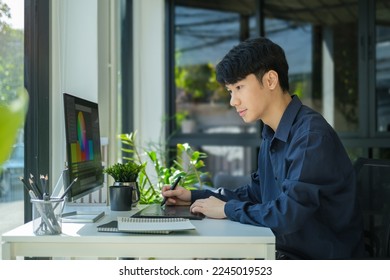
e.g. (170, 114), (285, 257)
(191, 171), (261, 203)
(224, 130), (355, 235)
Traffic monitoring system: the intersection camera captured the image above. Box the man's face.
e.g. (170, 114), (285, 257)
(225, 73), (272, 123)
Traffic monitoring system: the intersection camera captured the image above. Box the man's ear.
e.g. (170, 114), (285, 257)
(265, 70), (278, 90)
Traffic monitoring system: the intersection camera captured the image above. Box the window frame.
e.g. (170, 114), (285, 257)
(24, 0), (50, 222)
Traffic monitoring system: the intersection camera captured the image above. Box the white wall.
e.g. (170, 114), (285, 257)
(97, 0), (119, 173)
(54, 0), (98, 101)
(50, 0), (166, 186)
(50, 0), (102, 185)
(133, 0), (165, 146)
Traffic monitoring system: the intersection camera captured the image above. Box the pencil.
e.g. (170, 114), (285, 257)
(19, 177), (32, 193)
(29, 178), (43, 199)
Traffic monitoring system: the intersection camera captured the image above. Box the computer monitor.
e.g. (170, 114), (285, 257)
(63, 93), (104, 201)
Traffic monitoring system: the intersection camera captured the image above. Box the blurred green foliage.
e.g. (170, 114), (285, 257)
(175, 61), (226, 104)
(0, 0), (27, 165)
(0, 88), (28, 164)
(0, 9), (24, 103)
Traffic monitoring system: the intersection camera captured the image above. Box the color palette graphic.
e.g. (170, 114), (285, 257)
(70, 111), (94, 162)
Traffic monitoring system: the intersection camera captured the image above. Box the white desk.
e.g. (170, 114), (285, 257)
(1, 205), (275, 260)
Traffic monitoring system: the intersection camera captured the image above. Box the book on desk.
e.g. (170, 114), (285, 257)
(97, 217), (195, 234)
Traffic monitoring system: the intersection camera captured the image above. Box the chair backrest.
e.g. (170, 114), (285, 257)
(213, 172), (251, 190)
(354, 157), (390, 259)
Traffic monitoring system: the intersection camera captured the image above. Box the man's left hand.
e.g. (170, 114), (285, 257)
(190, 196), (227, 219)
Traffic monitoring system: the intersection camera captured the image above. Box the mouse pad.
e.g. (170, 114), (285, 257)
(132, 204), (204, 220)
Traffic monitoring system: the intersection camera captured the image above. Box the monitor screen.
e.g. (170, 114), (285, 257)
(63, 93), (104, 201)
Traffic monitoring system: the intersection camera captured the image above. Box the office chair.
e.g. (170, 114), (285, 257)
(213, 172), (251, 190)
(354, 157), (390, 259)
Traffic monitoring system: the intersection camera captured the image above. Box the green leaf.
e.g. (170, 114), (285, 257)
(103, 161), (142, 182)
(0, 88), (28, 164)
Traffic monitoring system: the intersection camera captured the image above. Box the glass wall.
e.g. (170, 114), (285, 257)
(174, 5), (258, 136)
(169, 0), (390, 180)
(264, 1), (359, 133)
(171, 0), (260, 181)
(0, 0), (25, 239)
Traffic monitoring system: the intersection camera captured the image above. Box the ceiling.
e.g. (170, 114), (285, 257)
(175, 0), (390, 26)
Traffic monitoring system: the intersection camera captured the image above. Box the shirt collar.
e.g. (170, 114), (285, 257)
(262, 95), (302, 142)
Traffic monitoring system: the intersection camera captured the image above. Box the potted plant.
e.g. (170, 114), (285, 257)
(103, 161), (143, 211)
(118, 131), (209, 204)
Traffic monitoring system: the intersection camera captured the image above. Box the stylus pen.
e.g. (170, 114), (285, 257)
(161, 176), (182, 206)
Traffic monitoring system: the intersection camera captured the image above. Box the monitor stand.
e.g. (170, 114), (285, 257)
(52, 171), (107, 223)
(62, 201), (106, 223)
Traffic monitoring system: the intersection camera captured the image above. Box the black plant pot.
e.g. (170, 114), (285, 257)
(109, 185), (133, 211)
(113, 181), (140, 207)
(110, 182), (140, 211)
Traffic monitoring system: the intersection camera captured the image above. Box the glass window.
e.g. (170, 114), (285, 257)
(0, 0), (25, 239)
(174, 4), (259, 135)
(199, 145), (256, 179)
(264, 1), (359, 133)
(373, 148), (390, 159)
(346, 147), (364, 163)
(375, 0), (390, 133)
(172, 1), (260, 179)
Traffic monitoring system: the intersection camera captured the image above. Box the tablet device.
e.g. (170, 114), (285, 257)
(132, 204), (204, 220)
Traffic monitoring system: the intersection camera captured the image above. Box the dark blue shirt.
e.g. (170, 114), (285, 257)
(192, 95), (365, 259)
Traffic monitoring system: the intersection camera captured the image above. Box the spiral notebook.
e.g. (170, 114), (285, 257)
(97, 217), (196, 234)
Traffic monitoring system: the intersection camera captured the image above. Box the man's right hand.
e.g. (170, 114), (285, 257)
(161, 185), (191, 206)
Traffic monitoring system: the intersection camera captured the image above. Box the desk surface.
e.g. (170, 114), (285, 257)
(1, 205), (275, 260)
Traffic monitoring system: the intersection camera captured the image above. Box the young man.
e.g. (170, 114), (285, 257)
(162, 37), (365, 259)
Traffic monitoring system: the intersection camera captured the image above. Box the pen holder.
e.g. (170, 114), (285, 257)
(31, 198), (64, 235)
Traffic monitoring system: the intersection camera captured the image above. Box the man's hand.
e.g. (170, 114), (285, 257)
(161, 185), (191, 206)
(190, 196), (227, 219)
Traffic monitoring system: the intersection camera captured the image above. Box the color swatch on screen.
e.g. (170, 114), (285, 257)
(70, 111), (94, 162)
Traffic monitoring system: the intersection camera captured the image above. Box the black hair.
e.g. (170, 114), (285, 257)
(216, 37), (290, 92)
